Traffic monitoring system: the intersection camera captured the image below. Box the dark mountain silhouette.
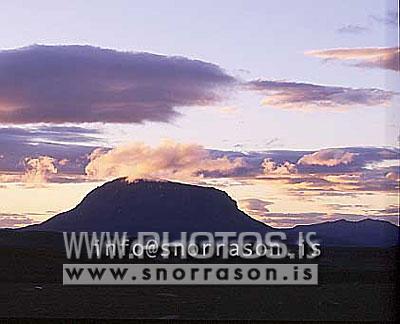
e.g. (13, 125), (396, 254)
(15, 178), (399, 247)
(22, 178), (270, 235)
(285, 219), (399, 247)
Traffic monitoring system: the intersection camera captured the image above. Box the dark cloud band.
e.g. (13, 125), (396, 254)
(0, 45), (235, 124)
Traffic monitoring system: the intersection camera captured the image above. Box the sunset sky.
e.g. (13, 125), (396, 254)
(0, 0), (398, 228)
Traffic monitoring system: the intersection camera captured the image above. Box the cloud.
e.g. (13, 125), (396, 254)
(0, 125), (101, 145)
(282, 170), (399, 195)
(335, 10), (397, 35)
(0, 213), (37, 228)
(306, 47), (400, 71)
(257, 212), (329, 227)
(369, 204), (399, 216)
(385, 171), (399, 181)
(23, 156), (58, 183)
(246, 80), (393, 110)
(0, 45), (235, 124)
(262, 158), (297, 174)
(337, 24), (369, 34)
(0, 126), (101, 174)
(0, 153), (86, 185)
(85, 140), (246, 182)
(1, 141), (397, 190)
(298, 149), (357, 167)
(83, 146), (400, 187)
(369, 10), (398, 27)
(240, 198), (273, 216)
(255, 148), (399, 195)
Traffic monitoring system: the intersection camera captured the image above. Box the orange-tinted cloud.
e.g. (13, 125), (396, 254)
(0, 155), (59, 185)
(298, 149), (357, 167)
(306, 47), (400, 71)
(262, 158), (297, 174)
(23, 156), (58, 183)
(85, 140), (246, 182)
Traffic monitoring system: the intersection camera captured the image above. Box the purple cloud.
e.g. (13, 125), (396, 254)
(0, 126), (100, 174)
(0, 45), (235, 124)
(0, 213), (37, 228)
(240, 198), (273, 217)
(246, 80), (394, 110)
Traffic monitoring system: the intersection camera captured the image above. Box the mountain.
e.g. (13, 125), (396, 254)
(23, 178), (270, 235)
(16, 178), (399, 247)
(285, 219), (399, 248)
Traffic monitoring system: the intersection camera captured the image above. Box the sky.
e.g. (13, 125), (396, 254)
(0, 0), (399, 228)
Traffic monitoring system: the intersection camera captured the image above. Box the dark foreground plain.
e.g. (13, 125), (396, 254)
(0, 246), (397, 321)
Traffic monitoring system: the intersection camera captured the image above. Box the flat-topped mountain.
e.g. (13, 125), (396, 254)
(23, 178), (270, 235)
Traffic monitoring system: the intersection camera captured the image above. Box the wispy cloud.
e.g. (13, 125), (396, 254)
(336, 24), (369, 34)
(306, 47), (400, 71)
(369, 10), (398, 27)
(0, 213), (37, 228)
(246, 80), (394, 110)
(335, 10), (397, 35)
(0, 125), (101, 145)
